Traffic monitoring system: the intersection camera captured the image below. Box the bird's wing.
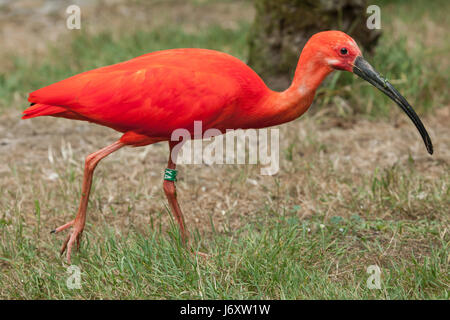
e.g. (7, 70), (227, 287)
(28, 63), (241, 136)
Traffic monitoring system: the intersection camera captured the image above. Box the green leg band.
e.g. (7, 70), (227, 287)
(164, 168), (178, 181)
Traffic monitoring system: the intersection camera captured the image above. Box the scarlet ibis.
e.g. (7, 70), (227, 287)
(23, 31), (433, 263)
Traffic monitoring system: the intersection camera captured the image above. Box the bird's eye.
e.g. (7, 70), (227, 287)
(340, 48), (348, 55)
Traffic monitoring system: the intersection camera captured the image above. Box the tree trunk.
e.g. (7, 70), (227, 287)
(248, 0), (381, 90)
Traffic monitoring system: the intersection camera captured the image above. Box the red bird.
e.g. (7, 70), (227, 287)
(23, 31), (433, 263)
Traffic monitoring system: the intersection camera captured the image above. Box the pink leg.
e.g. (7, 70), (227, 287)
(52, 140), (124, 263)
(162, 143), (208, 259)
(163, 141), (187, 243)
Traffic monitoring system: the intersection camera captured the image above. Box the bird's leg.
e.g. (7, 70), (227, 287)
(162, 142), (208, 259)
(163, 141), (187, 243)
(52, 140), (124, 263)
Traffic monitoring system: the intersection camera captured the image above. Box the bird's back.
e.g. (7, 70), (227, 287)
(25, 49), (270, 138)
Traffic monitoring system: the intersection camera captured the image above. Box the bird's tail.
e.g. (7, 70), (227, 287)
(22, 103), (67, 119)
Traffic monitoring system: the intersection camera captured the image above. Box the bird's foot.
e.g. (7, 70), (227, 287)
(51, 219), (85, 264)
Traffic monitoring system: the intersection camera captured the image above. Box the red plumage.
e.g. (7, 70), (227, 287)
(24, 49), (270, 145)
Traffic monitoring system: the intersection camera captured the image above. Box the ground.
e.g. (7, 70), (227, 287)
(0, 0), (448, 299)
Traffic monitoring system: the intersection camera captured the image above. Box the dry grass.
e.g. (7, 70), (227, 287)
(0, 0), (448, 299)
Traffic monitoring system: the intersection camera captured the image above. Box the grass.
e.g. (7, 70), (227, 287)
(1, 206), (448, 299)
(0, 0), (448, 299)
(1, 145), (448, 298)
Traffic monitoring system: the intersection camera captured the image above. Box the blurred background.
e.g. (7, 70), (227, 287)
(0, 0), (448, 299)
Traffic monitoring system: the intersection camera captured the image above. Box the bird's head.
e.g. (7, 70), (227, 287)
(307, 30), (433, 155)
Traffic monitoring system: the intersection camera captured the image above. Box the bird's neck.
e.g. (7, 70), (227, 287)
(256, 49), (333, 128)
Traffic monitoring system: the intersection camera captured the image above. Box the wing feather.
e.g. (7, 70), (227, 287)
(27, 49), (267, 136)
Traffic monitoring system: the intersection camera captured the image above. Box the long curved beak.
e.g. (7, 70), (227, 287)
(353, 56), (433, 155)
